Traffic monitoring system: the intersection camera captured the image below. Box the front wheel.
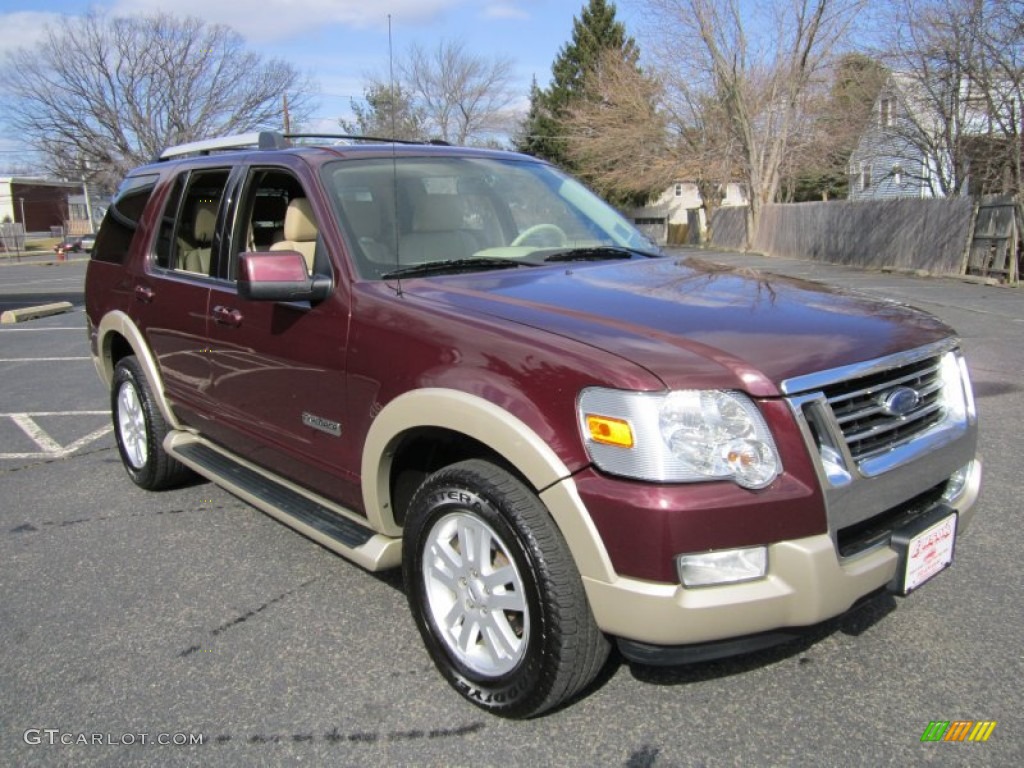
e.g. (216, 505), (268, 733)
(403, 459), (610, 718)
(111, 356), (191, 490)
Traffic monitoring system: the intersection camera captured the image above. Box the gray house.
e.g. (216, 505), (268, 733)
(847, 73), (941, 201)
(849, 71), (1019, 201)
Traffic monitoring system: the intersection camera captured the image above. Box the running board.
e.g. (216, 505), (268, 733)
(165, 433), (401, 571)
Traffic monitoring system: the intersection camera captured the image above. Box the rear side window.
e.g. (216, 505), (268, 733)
(90, 174), (158, 264)
(153, 168), (231, 275)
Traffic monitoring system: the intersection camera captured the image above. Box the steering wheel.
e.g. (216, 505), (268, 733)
(510, 223), (568, 248)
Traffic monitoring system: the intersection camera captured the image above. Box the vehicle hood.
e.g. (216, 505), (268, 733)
(406, 256), (954, 397)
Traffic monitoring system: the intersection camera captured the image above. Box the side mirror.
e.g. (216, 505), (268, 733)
(237, 251), (332, 303)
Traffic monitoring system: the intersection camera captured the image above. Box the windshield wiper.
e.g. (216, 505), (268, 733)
(381, 258), (536, 279)
(542, 246), (659, 263)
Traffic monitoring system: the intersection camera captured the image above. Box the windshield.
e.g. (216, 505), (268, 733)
(321, 155), (658, 279)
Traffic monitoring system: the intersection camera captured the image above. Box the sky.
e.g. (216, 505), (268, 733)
(0, 0), (640, 172)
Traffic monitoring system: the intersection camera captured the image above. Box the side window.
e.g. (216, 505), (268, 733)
(231, 168), (318, 276)
(154, 176), (185, 269)
(91, 174), (158, 264)
(153, 168), (230, 275)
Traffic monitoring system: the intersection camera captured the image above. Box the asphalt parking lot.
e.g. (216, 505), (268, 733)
(1, 251), (1021, 767)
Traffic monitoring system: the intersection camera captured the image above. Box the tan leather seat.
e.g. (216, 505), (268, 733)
(180, 200), (217, 274)
(341, 199), (392, 265)
(249, 195), (288, 250)
(398, 195), (479, 262)
(270, 198), (318, 271)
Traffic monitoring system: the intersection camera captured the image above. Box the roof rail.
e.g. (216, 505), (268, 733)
(157, 131), (289, 161)
(286, 133), (451, 147)
(156, 131), (453, 162)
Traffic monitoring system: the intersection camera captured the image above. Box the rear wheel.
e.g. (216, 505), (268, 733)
(111, 356), (191, 490)
(403, 459), (609, 718)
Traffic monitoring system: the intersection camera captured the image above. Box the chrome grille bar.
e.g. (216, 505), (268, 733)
(821, 354), (946, 461)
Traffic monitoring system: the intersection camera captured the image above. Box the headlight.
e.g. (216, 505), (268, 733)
(578, 388), (781, 489)
(939, 349), (976, 423)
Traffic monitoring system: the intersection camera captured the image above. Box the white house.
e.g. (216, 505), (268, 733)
(631, 181), (748, 244)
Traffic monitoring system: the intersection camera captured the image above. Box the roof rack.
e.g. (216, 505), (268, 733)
(157, 131), (288, 161)
(286, 133), (450, 147)
(157, 131), (451, 161)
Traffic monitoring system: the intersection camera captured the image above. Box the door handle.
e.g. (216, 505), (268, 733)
(134, 285), (155, 303)
(212, 305), (243, 327)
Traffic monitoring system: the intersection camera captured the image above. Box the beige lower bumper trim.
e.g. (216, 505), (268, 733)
(584, 534), (899, 646)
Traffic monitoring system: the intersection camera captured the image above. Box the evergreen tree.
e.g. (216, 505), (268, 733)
(340, 83), (426, 142)
(786, 54), (888, 201)
(517, 0), (638, 171)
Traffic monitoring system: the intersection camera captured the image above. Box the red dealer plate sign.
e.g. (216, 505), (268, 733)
(897, 513), (958, 594)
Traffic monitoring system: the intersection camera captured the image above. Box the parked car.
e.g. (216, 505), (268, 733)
(84, 132), (980, 718)
(54, 234), (96, 256)
(54, 236), (83, 255)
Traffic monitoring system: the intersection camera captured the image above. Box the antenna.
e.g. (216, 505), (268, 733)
(388, 13), (403, 295)
(388, 14), (397, 142)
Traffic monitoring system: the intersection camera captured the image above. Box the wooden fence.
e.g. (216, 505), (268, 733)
(966, 196), (1020, 284)
(709, 197), (1019, 282)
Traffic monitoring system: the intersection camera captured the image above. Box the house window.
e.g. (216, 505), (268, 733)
(892, 165), (904, 186)
(861, 162), (872, 190)
(880, 98), (892, 127)
(674, 183), (683, 197)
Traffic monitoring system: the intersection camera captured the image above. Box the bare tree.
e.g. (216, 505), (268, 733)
(562, 48), (740, 217)
(877, 0), (986, 196)
(973, 0), (1024, 195)
(638, 0), (862, 246)
(661, 69), (746, 222)
(562, 50), (673, 205)
(400, 40), (518, 145)
(1, 11), (316, 192)
(875, 0), (1023, 197)
(780, 53), (888, 201)
(975, 0), (1024, 195)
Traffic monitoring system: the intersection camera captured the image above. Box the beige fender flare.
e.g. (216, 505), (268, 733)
(361, 388), (616, 582)
(94, 310), (180, 429)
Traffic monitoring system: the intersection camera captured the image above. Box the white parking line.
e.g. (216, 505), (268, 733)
(1, 410), (112, 460)
(11, 413), (63, 453)
(0, 277), (84, 288)
(0, 357), (91, 362)
(0, 411), (109, 416)
(0, 327), (84, 332)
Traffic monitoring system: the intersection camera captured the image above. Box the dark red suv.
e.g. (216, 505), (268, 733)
(85, 132), (980, 717)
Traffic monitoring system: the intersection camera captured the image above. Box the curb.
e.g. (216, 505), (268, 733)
(0, 258), (84, 268)
(1, 301), (74, 324)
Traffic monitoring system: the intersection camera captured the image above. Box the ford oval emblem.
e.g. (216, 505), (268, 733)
(881, 386), (921, 417)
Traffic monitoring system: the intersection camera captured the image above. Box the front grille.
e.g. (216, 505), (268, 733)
(821, 355), (945, 461)
(835, 482), (946, 557)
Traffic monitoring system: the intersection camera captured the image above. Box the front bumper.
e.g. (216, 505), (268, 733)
(579, 457), (980, 649)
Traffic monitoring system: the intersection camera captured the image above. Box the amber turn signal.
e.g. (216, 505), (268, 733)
(585, 414), (634, 448)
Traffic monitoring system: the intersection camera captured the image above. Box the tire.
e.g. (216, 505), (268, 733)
(403, 459), (610, 718)
(111, 356), (191, 490)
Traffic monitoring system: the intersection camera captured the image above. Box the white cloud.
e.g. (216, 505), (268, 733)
(483, 3), (530, 21)
(0, 12), (65, 58)
(108, 0), (467, 42)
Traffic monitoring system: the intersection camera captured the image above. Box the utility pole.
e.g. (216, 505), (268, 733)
(283, 94), (291, 134)
(82, 180), (94, 234)
(16, 197), (25, 261)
